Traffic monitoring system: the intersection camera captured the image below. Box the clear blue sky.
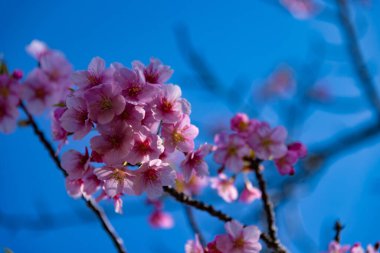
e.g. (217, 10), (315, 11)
(1, 0), (380, 252)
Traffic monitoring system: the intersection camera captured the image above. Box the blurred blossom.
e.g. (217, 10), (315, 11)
(280, 0), (320, 19)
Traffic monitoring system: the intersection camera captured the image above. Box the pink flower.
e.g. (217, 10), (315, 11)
(280, 0), (319, 19)
(185, 234), (204, 253)
(326, 241), (350, 253)
(40, 51), (72, 86)
(161, 114), (199, 153)
(94, 165), (135, 197)
(213, 133), (250, 173)
(239, 182), (261, 204)
(0, 74), (20, 105)
(22, 69), (57, 114)
(60, 94), (93, 140)
(90, 121), (134, 164)
(210, 174), (238, 203)
(247, 122), (287, 160)
(149, 209), (174, 229)
(114, 67), (156, 104)
(288, 142), (307, 158)
(113, 102), (145, 129)
(180, 143), (214, 181)
(26, 40), (49, 60)
(84, 83), (126, 124)
(133, 159), (176, 199)
(52, 107), (68, 148)
(152, 84), (190, 123)
(65, 169), (100, 198)
(230, 113), (258, 137)
(126, 126), (164, 165)
(207, 239), (222, 253)
(367, 244), (379, 253)
(72, 57), (113, 90)
(0, 100), (19, 134)
(260, 65), (295, 100)
(351, 243), (364, 253)
(216, 220), (262, 253)
(133, 58), (173, 85)
(61, 148), (91, 179)
(274, 150), (298, 175)
(175, 173), (208, 196)
(114, 196), (123, 214)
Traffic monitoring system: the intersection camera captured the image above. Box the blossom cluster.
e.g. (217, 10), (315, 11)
(325, 241), (379, 253)
(185, 220), (262, 253)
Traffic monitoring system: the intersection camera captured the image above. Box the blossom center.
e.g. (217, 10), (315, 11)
(227, 146), (237, 156)
(234, 236), (245, 248)
(127, 86), (142, 98)
(161, 99), (173, 112)
(100, 98), (113, 111)
(172, 131), (184, 144)
(0, 86), (9, 98)
(144, 168), (158, 181)
(35, 87), (47, 99)
(111, 168), (126, 182)
(261, 138), (273, 148)
(137, 139), (152, 154)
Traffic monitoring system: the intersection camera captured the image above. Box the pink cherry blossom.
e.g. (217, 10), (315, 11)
(216, 220), (262, 253)
(52, 107), (68, 148)
(0, 74), (20, 105)
(326, 241), (350, 253)
(65, 169), (100, 198)
(84, 83), (126, 124)
(274, 150), (298, 175)
(90, 121), (134, 164)
(185, 234), (204, 253)
(113, 102), (145, 129)
(26, 40), (49, 60)
(207, 239), (222, 253)
(149, 209), (174, 229)
(0, 99), (19, 134)
(247, 122), (287, 160)
(288, 142), (307, 158)
(180, 143), (214, 181)
(239, 182), (261, 204)
(230, 113), (259, 137)
(351, 243), (365, 253)
(176, 172), (208, 196)
(94, 165), (135, 197)
(114, 67), (156, 105)
(72, 57), (113, 90)
(114, 196), (124, 214)
(133, 58), (173, 85)
(213, 133), (250, 173)
(126, 126), (164, 165)
(210, 174), (238, 203)
(152, 84), (190, 123)
(40, 51), (72, 85)
(60, 94), (93, 140)
(61, 148), (91, 179)
(161, 114), (199, 153)
(133, 159), (176, 199)
(22, 69), (58, 114)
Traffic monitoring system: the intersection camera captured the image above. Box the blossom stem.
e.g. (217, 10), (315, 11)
(333, 220), (344, 243)
(163, 186), (280, 251)
(251, 160), (288, 253)
(19, 102), (127, 253)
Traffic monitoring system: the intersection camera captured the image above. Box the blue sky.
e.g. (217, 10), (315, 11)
(1, 0), (380, 252)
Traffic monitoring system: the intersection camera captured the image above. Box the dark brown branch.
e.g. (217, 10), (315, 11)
(251, 161), (288, 253)
(19, 102), (127, 253)
(336, 0), (380, 116)
(333, 220), (344, 243)
(163, 186), (281, 251)
(184, 206), (206, 247)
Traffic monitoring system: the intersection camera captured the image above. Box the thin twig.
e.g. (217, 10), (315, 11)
(19, 102), (127, 253)
(184, 206), (206, 247)
(163, 186), (280, 251)
(336, 0), (380, 116)
(333, 220), (344, 243)
(251, 160), (288, 253)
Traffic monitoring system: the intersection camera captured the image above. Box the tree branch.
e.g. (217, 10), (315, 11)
(19, 102), (127, 253)
(333, 220), (344, 243)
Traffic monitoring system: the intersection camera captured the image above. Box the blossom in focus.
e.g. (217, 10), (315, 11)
(94, 165), (135, 198)
(210, 174), (238, 203)
(161, 114), (199, 153)
(180, 143), (214, 182)
(185, 234), (204, 253)
(133, 58), (173, 85)
(216, 220), (262, 253)
(133, 159), (176, 199)
(247, 122), (287, 160)
(61, 148), (91, 179)
(213, 133), (250, 173)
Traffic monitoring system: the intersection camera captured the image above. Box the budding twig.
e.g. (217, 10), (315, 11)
(334, 220), (344, 243)
(19, 102), (127, 253)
